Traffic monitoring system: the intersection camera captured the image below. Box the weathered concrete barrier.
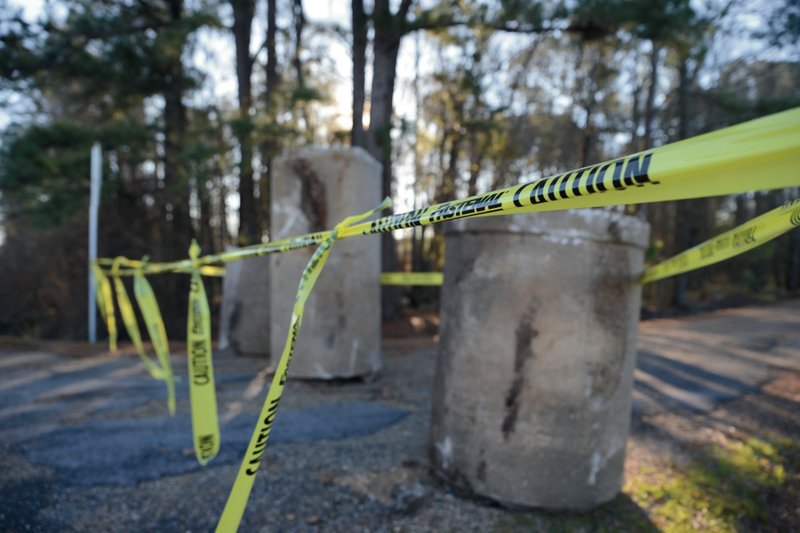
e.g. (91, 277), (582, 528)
(270, 147), (382, 379)
(219, 256), (270, 356)
(430, 209), (649, 510)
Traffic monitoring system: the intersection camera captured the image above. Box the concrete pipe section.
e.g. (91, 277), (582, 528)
(430, 209), (649, 510)
(270, 147), (382, 379)
(219, 256), (271, 356)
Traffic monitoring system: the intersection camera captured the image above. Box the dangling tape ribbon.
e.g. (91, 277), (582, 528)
(216, 198), (391, 532)
(111, 257), (164, 380)
(187, 240), (220, 465)
(92, 263), (118, 352)
(133, 260), (176, 415)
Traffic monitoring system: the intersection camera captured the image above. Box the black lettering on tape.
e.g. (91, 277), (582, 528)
(623, 153), (656, 187)
(594, 163), (611, 192)
(246, 397), (281, 476)
(198, 434), (215, 460)
(513, 183), (532, 207)
(570, 168), (586, 197)
(609, 159), (626, 190)
(279, 319), (301, 386)
(732, 227), (757, 248)
(547, 174), (563, 202)
(191, 339), (210, 385)
(530, 178), (549, 205)
(585, 165), (600, 194)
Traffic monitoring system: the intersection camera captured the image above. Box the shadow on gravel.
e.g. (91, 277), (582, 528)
(0, 476), (61, 531)
(496, 493), (658, 532)
(13, 402), (408, 486)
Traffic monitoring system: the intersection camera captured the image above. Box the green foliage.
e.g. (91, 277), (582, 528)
(0, 122), (94, 227)
(764, 0), (800, 48)
(290, 85), (325, 104)
(1, 0), (799, 338)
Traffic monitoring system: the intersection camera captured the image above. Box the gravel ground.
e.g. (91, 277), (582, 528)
(1, 301), (799, 532)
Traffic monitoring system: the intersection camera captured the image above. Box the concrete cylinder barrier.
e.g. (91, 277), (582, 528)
(429, 209), (649, 510)
(270, 147), (382, 379)
(219, 256), (270, 356)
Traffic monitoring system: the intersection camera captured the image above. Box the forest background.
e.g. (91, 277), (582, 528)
(1, 0), (798, 340)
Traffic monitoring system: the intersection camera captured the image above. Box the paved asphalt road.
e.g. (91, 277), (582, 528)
(634, 300), (800, 413)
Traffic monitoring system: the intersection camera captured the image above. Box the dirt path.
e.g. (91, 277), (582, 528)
(1, 301), (798, 531)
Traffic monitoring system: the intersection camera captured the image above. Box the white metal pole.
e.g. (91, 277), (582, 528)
(88, 143), (102, 343)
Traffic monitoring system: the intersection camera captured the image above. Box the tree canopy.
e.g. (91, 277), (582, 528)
(1, 0), (798, 337)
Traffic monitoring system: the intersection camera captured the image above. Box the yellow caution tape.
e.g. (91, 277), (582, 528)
(133, 267), (176, 415)
(196, 265), (226, 277)
(187, 240), (220, 465)
(110, 258), (164, 380)
(96, 261), (225, 278)
(96, 232), (330, 276)
(92, 264), (118, 352)
(642, 197), (800, 283)
(339, 108), (800, 239)
(380, 272), (444, 286)
(215, 198), (392, 533)
(99, 108), (799, 276)
(378, 195), (800, 287)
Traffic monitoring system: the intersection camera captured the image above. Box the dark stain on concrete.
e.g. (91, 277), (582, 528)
(294, 158), (327, 232)
(228, 300), (242, 354)
(477, 448), (487, 482)
(607, 220), (623, 243)
(501, 305), (538, 440)
(588, 247), (634, 400)
(326, 331), (336, 349)
(336, 291), (346, 331)
(451, 238), (478, 287)
(588, 361), (615, 398)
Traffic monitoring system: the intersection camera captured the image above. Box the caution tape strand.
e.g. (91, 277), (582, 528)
(133, 268), (177, 415)
(186, 240), (220, 465)
(215, 198), (391, 533)
(111, 258), (164, 380)
(99, 107), (800, 274)
(642, 196), (800, 283)
(380, 272), (444, 286)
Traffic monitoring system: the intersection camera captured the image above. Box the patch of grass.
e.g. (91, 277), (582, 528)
(493, 436), (799, 532)
(626, 437), (797, 532)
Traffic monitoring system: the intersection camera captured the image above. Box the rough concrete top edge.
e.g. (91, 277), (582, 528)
(275, 146), (382, 173)
(445, 209), (650, 249)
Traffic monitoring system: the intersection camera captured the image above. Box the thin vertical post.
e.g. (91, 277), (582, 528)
(88, 143), (102, 343)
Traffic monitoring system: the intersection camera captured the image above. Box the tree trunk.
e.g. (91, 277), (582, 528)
(260, 0), (279, 235)
(580, 101), (594, 167)
(788, 202), (800, 291)
(631, 82), (641, 151)
(467, 130), (483, 197)
(367, 11), (403, 318)
(163, 0), (192, 248)
(214, 173), (230, 251)
(366, 37), (401, 197)
(292, 0), (313, 142)
(443, 128), (461, 201)
(198, 177), (214, 252)
(159, 0), (192, 335)
(351, 0), (367, 147)
(232, 0), (259, 244)
(643, 42), (659, 150)
(673, 57), (690, 307)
